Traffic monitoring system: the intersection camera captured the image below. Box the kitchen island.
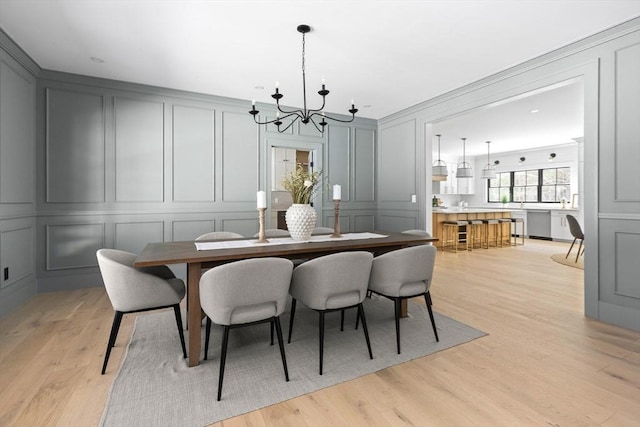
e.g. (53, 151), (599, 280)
(432, 208), (519, 250)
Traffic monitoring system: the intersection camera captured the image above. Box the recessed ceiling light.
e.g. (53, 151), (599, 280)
(254, 85), (264, 90)
(90, 56), (105, 63)
(530, 109), (540, 113)
(362, 104), (372, 108)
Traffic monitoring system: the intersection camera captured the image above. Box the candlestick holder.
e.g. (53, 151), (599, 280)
(331, 200), (342, 238)
(256, 208), (269, 243)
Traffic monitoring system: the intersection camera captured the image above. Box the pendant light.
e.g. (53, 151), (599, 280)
(432, 134), (448, 181)
(480, 140), (497, 179)
(456, 137), (473, 178)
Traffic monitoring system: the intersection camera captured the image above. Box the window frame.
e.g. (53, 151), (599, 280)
(487, 166), (571, 204)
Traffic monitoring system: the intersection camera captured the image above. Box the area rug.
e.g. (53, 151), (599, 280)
(551, 253), (584, 270)
(100, 296), (486, 427)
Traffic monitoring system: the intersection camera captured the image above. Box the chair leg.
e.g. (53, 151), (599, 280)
(204, 317), (212, 360)
(358, 303), (373, 360)
(576, 239), (583, 263)
(274, 317), (289, 381)
(319, 311), (325, 375)
(566, 238), (577, 259)
(394, 298), (401, 354)
(173, 304), (187, 359)
(287, 298), (297, 344)
(355, 304), (361, 330)
(424, 292), (439, 342)
(217, 325), (230, 401)
(101, 311), (124, 374)
(340, 309), (345, 331)
(270, 321), (274, 346)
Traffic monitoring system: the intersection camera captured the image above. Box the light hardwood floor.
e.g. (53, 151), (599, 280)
(1, 239), (638, 426)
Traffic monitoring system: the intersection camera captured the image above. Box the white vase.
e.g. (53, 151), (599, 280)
(285, 204), (317, 240)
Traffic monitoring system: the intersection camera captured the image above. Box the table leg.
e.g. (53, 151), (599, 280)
(187, 262), (202, 367)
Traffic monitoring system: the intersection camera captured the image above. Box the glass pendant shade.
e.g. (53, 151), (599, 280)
(480, 140), (496, 179)
(455, 137), (473, 178)
(432, 134), (448, 181)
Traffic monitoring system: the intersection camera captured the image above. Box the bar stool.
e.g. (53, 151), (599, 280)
(497, 218), (512, 247)
(481, 218), (500, 248)
(467, 219), (484, 250)
(441, 220), (469, 252)
(509, 218), (525, 246)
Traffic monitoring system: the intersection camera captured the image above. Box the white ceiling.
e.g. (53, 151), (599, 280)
(0, 0), (638, 154)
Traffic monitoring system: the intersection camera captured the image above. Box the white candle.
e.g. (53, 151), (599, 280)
(252, 99), (255, 106)
(257, 191), (267, 209)
(332, 184), (341, 201)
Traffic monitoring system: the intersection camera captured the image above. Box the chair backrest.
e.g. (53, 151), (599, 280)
(565, 215), (584, 239)
(312, 227), (334, 235)
(199, 257), (294, 325)
(368, 245), (436, 297)
(196, 231), (244, 241)
(96, 249), (183, 312)
(290, 251), (374, 310)
(402, 229), (432, 238)
(254, 229), (290, 238)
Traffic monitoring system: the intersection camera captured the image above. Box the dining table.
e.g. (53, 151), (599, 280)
(134, 231), (437, 367)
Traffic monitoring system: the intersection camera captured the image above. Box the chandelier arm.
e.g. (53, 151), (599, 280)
(308, 116), (325, 133)
(275, 115), (300, 133)
(252, 111), (300, 126)
(309, 111), (356, 124)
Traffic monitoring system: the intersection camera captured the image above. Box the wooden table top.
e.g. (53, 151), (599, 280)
(134, 231), (436, 267)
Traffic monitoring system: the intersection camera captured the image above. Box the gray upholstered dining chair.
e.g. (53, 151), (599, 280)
(367, 245), (439, 354)
(253, 228), (290, 238)
(199, 257), (294, 401)
(402, 229), (432, 239)
(96, 249), (187, 375)
(311, 227), (334, 235)
(565, 214), (585, 262)
(196, 231), (244, 241)
(287, 251), (374, 375)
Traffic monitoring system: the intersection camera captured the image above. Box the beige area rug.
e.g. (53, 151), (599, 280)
(551, 253), (584, 270)
(100, 296), (486, 427)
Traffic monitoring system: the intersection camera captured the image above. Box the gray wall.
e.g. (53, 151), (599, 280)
(377, 18), (640, 331)
(0, 29), (377, 315)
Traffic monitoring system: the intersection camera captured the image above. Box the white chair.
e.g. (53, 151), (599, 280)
(200, 257), (294, 401)
(288, 251), (374, 375)
(196, 231), (244, 241)
(253, 229), (290, 238)
(96, 249), (187, 374)
(367, 245), (439, 354)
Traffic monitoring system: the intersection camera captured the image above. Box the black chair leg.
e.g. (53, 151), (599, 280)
(101, 311), (124, 374)
(287, 298), (297, 343)
(173, 304), (187, 358)
(274, 317), (289, 381)
(217, 325), (230, 401)
(355, 304), (361, 330)
(358, 303), (373, 360)
(566, 238), (577, 259)
(394, 298), (401, 354)
(319, 311), (325, 375)
(204, 317), (212, 360)
(270, 321), (274, 345)
(576, 240), (583, 263)
(340, 309), (345, 331)
(425, 292), (439, 342)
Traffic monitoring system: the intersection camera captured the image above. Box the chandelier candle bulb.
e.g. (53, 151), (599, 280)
(333, 184), (341, 200)
(257, 191), (267, 209)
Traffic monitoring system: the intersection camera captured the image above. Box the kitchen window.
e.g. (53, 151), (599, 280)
(488, 167), (570, 203)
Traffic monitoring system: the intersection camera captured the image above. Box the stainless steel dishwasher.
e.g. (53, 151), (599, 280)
(527, 210), (551, 240)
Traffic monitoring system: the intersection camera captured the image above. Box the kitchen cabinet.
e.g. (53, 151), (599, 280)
(510, 211), (527, 237)
(551, 210), (575, 241)
(272, 148), (297, 191)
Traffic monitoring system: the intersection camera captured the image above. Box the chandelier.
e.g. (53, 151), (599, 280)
(248, 24), (358, 133)
(456, 137), (473, 178)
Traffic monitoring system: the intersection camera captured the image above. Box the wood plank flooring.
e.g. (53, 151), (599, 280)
(1, 239), (638, 426)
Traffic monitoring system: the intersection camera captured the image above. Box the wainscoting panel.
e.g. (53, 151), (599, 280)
(378, 119), (416, 202)
(378, 212), (418, 233)
(45, 88), (105, 203)
(172, 104), (215, 202)
(1, 53), (35, 205)
(114, 97), (164, 202)
(221, 111), (257, 202)
(46, 223), (105, 270)
(172, 219), (215, 242)
(327, 125), (351, 202)
(354, 128), (375, 202)
(115, 221), (164, 255)
(323, 212), (350, 233)
(220, 217), (257, 238)
(0, 223), (33, 290)
(354, 214), (375, 232)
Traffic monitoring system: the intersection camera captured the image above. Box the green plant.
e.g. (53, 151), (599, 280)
(282, 164), (323, 204)
(501, 194), (509, 204)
